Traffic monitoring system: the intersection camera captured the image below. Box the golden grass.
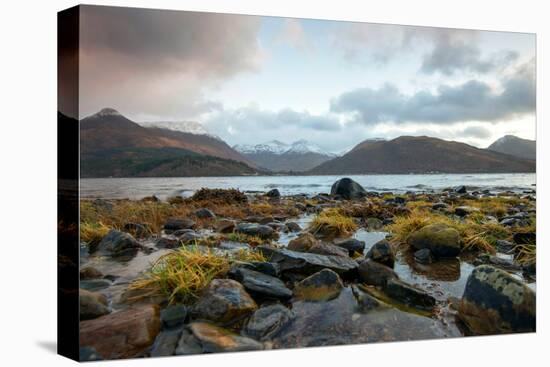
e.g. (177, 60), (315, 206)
(224, 232), (266, 247)
(128, 246), (265, 304)
(80, 221), (110, 245)
(309, 208), (357, 238)
(514, 244), (536, 265)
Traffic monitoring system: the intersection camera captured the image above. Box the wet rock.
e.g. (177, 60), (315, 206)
(179, 231), (203, 243)
(358, 259), (398, 287)
(244, 304), (295, 341)
(79, 346), (102, 361)
(513, 232), (536, 244)
(80, 278), (112, 292)
(189, 322), (263, 352)
(500, 217), (518, 226)
(216, 219), (236, 233)
(164, 218), (195, 232)
(288, 232), (317, 252)
(365, 239), (395, 268)
(237, 261), (280, 277)
(365, 217), (383, 230)
(192, 279), (257, 324)
(330, 178), (367, 200)
(309, 242), (349, 257)
(522, 262), (536, 277)
(80, 289), (110, 320)
(266, 221), (286, 231)
(80, 266), (103, 280)
(351, 285), (383, 311)
(91, 229), (142, 257)
(150, 328), (182, 357)
(195, 208), (216, 219)
(123, 222), (149, 238)
(235, 222), (276, 239)
(334, 238), (365, 256)
(294, 269), (344, 301)
(455, 185), (467, 194)
(79, 305), (161, 360)
(230, 267), (293, 300)
(409, 257), (461, 282)
(384, 278), (436, 310)
(266, 188), (281, 198)
(432, 202), (449, 211)
(258, 245), (358, 275)
(285, 222), (302, 232)
(414, 248), (433, 264)
(458, 265), (536, 334)
(156, 237), (179, 249)
(406, 223), (461, 258)
(175, 329), (203, 355)
(173, 228), (195, 237)
(161, 305), (187, 329)
(454, 206), (479, 217)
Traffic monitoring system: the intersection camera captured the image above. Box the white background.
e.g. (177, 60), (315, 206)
(0, 0), (547, 366)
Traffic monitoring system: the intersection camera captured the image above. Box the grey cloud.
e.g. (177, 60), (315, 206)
(330, 59), (534, 125)
(459, 126), (492, 139)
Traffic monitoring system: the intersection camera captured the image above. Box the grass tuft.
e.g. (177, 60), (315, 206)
(80, 221), (110, 246)
(309, 208), (357, 238)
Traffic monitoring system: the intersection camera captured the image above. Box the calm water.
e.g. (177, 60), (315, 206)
(80, 173), (536, 200)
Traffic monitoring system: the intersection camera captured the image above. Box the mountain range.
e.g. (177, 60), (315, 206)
(487, 135), (536, 161)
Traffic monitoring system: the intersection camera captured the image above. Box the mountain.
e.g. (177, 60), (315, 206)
(138, 120), (214, 137)
(80, 108), (259, 177)
(487, 135), (536, 160)
(234, 140), (336, 172)
(308, 136), (535, 174)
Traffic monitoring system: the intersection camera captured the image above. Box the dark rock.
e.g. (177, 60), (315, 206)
(230, 267), (293, 300)
(309, 242), (349, 257)
(141, 195), (160, 202)
(216, 219), (236, 233)
(406, 223), (461, 258)
(432, 202), (449, 211)
(454, 206), (479, 217)
(288, 232), (317, 252)
(191, 279), (257, 324)
(238, 261), (280, 277)
(175, 329), (203, 355)
(91, 229), (142, 257)
(500, 218), (518, 226)
(414, 248), (433, 264)
(156, 237), (180, 249)
(294, 269), (344, 301)
(150, 328), (182, 357)
(351, 285), (383, 311)
(522, 262), (536, 276)
(334, 238), (365, 256)
(123, 222), (149, 238)
(330, 178), (367, 200)
(164, 218), (195, 232)
(195, 208), (216, 219)
(455, 185), (467, 194)
(79, 346), (102, 361)
(357, 259), (398, 287)
(384, 278), (436, 310)
(179, 231), (202, 243)
(266, 188), (281, 198)
(80, 289), (110, 320)
(266, 221), (286, 231)
(161, 305), (187, 329)
(258, 245), (358, 275)
(393, 196), (406, 205)
(190, 322), (263, 352)
(244, 304), (294, 341)
(513, 232), (536, 244)
(365, 217), (383, 230)
(285, 222), (302, 232)
(80, 266), (103, 280)
(458, 265), (536, 334)
(173, 228), (195, 237)
(365, 239), (395, 268)
(235, 222), (276, 239)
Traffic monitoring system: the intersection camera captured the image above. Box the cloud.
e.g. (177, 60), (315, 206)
(79, 5), (263, 119)
(276, 19), (311, 52)
(460, 125), (492, 139)
(330, 58), (534, 125)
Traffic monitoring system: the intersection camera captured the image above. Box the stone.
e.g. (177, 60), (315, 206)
(216, 219), (236, 233)
(309, 242), (349, 258)
(164, 218), (195, 232)
(80, 289), (110, 320)
(195, 208), (216, 219)
(155, 237), (179, 249)
(189, 322), (263, 352)
(161, 305), (187, 328)
(192, 279), (257, 324)
(294, 269), (344, 301)
(406, 223), (461, 258)
(351, 285), (383, 311)
(238, 261), (280, 277)
(454, 206), (479, 217)
(365, 239), (395, 268)
(432, 202), (449, 211)
(365, 217), (383, 230)
(230, 267), (293, 300)
(244, 304), (295, 341)
(80, 278), (112, 292)
(334, 238), (366, 256)
(150, 328), (182, 357)
(285, 222), (302, 232)
(513, 232), (536, 244)
(357, 259), (398, 287)
(288, 232), (318, 252)
(330, 178), (367, 200)
(455, 185), (467, 194)
(266, 188), (281, 198)
(175, 329), (203, 355)
(91, 229), (142, 257)
(79, 305), (161, 360)
(235, 222), (276, 239)
(384, 278), (436, 310)
(458, 265), (536, 334)
(123, 222), (149, 238)
(258, 245), (358, 275)
(80, 266), (103, 280)
(414, 248), (433, 264)
(179, 231), (203, 243)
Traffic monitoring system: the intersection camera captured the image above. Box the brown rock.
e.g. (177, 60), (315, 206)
(288, 232), (318, 252)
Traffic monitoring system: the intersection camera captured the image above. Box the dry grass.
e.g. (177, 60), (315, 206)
(224, 232), (266, 247)
(80, 221), (110, 246)
(309, 208), (357, 238)
(128, 246), (265, 304)
(514, 244), (536, 265)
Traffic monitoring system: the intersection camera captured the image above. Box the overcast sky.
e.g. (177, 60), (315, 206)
(79, 6), (536, 153)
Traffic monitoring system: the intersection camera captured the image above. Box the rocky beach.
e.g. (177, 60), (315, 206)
(77, 178), (536, 361)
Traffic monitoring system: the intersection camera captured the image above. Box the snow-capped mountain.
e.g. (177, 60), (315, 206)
(487, 135), (535, 160)
(233, 140), (336, 172)
(138, 120), (212, 136)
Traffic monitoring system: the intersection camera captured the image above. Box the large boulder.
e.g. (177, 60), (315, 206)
(288, 232), (317, 252)
(294, 269), (344, 301)
(79, 305), (161, 360)
(330, 178), (367, 200)
(244, 304), (295, 341)
(191, 279), (257, 324)
(91, 229), (142, 256)
(458, 265), (536, 334)
(189, 322), (263, 352)
(80, 289), (110, 320)
(266, 188), (281, 198)
(229, 267), (293, 300)
(406, 223), (461, 258)
(235, 222), (276, 239)
(365, 239), (395, 268)
(358, 259), (398, 287)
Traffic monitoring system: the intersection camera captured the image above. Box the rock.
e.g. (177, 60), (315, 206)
(164, 218), (195, 232)
(455, 185), (467, 194)
(384, 278), (436, 310)
(229, 267), (293, 300)
(266, 188), (281, 198)
(294, 269), (344, 301)
(156, 237), (179, 249)
(189, 322), (263, 352)
(334, 238), (365, 256)
(91, 229), (142, 256)
(191, 279), (257, 324)
(414, 248), (433, 264)
(80, 278), (112, 292)
(238, 261), (280, 277)
(141, 195), (160, 202)
(235, 222), (276, 239)
(351, 285), (383, 311)
(458, 265), (536, 334)
(123, 222), (149, 238)
(258, 246), (358, 275)
(455, 206), (479, 217)
(161, 305), (187, 329)
(79, 346), (102, 361)
(285, 222), (302, 232)
(309, 242), (349, 258)
(79, 305), (161, 360)
(175, 329), (203, 355)
(216, 219), (236, 233)
(150, 328), (182, 357)
(173, 228), (195, 237)
(80, 289), (110, 320)
(179, 231), (203, 243)
(500, 218), (518, 226)
(80, 266), (103, 280)
(330, 178), (367, 200)
(195, 208), (216, 219)
(406, 223), (461, 258)
(357, 259), (398, 287)
(244, 304), (295, 341)
(288, 232), (318, 252)
(365, 239), (395, 268)
(513, 232), (536, 244)
(266, 222), (285, 231)
(365, 217), (383, 230)
(432, 202), (449, 211)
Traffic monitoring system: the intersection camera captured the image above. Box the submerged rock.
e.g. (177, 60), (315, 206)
(80, 289), (110, 320)
(407, 223), (461, 258)
(357, 259), (398, 287)
(235, 222), (276, 239)
(244, 304), (295, 341)
(334, 238), (365, 256)
(458, 265), (536, 334)
(230, 267), (293, 300)
(189, 322), (263, 353)
(294, 269), (344, 301)
(91, 229), (142, 257)
(365, 239), (395, 268)
(330, 178), (367, 200)
(384, 278), (436, 310)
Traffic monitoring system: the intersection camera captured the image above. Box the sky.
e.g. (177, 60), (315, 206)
(78, 5), (536, 153)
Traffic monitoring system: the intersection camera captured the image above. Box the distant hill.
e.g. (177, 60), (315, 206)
(487, 135), (536, 161)
(79, 108), (260, 177)
(308, 136), (535, 174)
(234, 140), (336, 172)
